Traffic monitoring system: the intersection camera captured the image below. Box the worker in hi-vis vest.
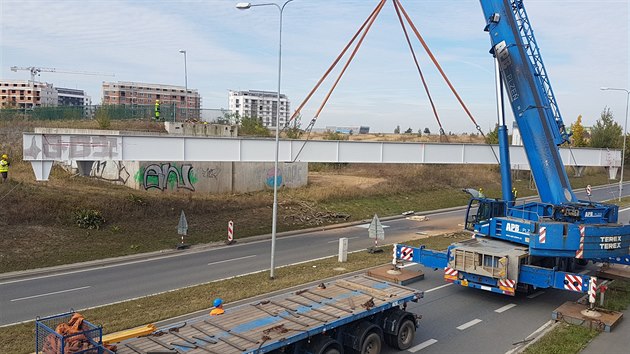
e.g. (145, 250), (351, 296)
(512, 187), (518, 201)
(210, 298), (224, 315)
(0, 154), (9, 183)
(154, 100), (161, 121)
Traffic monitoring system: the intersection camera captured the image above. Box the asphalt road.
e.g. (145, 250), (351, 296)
(382, 264), (585, 354)
(1, 183), (628, 326)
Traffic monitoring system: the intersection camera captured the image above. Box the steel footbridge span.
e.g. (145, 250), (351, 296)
(23, 131), (619, 181)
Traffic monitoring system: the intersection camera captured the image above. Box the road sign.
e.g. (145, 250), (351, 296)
(586, 184), (592, 196)
(177, 210), (188, 236)
(368, 214), (385, 241)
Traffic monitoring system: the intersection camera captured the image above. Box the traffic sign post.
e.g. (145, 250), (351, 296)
(226, 220), (236, 245)
(176, 210), (190, 249)
(367, 214), (385, 253)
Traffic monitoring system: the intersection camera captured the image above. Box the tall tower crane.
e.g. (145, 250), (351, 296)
(9, 66), (114, 83)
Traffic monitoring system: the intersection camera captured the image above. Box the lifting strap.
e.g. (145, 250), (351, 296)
(392, 0), (445, 138)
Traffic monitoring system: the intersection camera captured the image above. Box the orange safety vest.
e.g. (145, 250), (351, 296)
(210, 308), (224, 316)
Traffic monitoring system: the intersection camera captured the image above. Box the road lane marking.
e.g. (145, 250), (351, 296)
(208, 255), (256, 266)
(619, 206), (630, 212)
(494, 303), (517, 313)
(457, 318), (482, 330)
(425, 283), (453, 293)
(355, 224), (390, 229)
(409, 339), (438, 352)
(527, 291), (545, 299)
(505, 320), (554, 354)
(11, 286), (91, 302)
(327, 237), (359, 244)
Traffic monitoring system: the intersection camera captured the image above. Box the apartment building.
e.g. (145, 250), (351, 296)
(0, 80), (58, 108)
(57, 87), (91, 107)
(228, 90), (290, 127)
(102, 81), (200, 110)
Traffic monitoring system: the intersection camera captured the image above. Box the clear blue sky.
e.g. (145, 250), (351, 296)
(1, 0), (628, 133)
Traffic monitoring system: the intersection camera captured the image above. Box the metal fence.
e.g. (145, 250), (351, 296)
(0, 105), (231, 123)
(35, 311), (114, 354)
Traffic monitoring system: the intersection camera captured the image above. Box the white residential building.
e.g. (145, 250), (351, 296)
(228, 90), (290, 127)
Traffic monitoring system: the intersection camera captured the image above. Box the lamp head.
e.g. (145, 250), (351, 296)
(236, 2), (252, 9)
(600, 87), (609, 90)
(179, 49), (186, 54)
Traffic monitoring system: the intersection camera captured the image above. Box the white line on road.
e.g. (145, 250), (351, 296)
(457, 318), (482, 330)
(409, 339), (438, 352)
(494, 303), (517, 313)
(619, 206), (630, 212)
(527, 291), (545, 299)
(425, 283), (453, 293)
(11, 286), (91, 302)
(505, 320), (554, 354)
(208, 255), (256, 266)
(327, 237), (359, 244)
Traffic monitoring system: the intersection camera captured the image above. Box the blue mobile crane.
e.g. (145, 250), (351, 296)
(395, 0), (630, 297)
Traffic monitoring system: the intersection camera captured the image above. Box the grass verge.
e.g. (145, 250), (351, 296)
(0, 232), (469, 354)
(523, 323), (598, 354)
(524, 280), (630, 354)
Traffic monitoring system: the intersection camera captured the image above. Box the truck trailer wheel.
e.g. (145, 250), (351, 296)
(391, 319), (415, 350)
(308, 336), (343, 354)
(360, 332), (382, 354)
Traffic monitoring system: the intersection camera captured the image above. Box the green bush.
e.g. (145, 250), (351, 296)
(73, 209), (105, 229)
(94, 107), (111, 129)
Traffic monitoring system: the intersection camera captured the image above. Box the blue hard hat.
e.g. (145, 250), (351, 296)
(213, 298), (223, 307)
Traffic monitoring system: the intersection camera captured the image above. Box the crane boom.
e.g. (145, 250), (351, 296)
(479, 0), (575, 205)
(10, 66), (114, 83)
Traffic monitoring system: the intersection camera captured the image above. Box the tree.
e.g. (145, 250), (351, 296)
(404, 127), (413, 134)
(485, 124), (499, 144)
(218, 111), (240, 125)
(284, 114), (302, 139)
(394, 125), (401, 134)
(417, 128), (422, 137)
(590, 107), (622, 148)
(238, 116), (271, 137)
(423, 127), (431, 135)
(570, 115), (587, 147)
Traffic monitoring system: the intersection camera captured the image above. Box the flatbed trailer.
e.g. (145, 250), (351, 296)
(116, 275), (423, 354)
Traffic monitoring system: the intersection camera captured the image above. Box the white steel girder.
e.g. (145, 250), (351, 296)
(22, 132), (620, 181)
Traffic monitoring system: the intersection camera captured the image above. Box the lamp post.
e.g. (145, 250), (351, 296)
(601, 87), (630, 201)
(179, 49), (188, 121)
(237, 0), (293, 279)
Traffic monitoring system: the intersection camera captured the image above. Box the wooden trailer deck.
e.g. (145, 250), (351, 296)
(116, 275), (422, 354)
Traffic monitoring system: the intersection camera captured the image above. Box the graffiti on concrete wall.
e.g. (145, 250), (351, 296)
(200, 167), (221, 180)
(91, 161), (130, 184)
(135, 163), (197, 191)
(282, 164), (304, 188)
(265, 167), (283, 188)
(264, 164), (306, 188)
(24, 135), (120, 160)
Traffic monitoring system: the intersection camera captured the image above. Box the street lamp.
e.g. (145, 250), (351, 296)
(179, 49), (188, 121)
(601, 87), (630, 201)
(237, 0), (293, 279)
